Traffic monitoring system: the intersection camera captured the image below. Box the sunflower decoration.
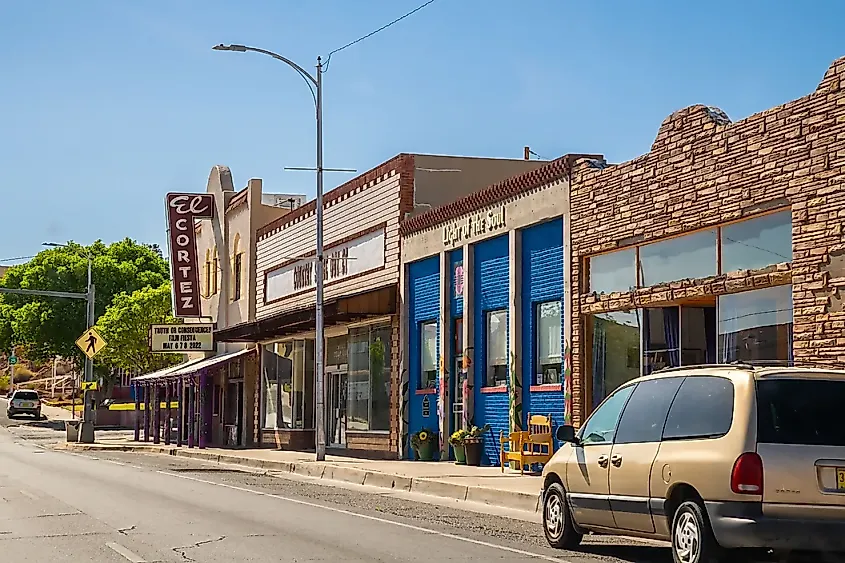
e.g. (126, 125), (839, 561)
(410, 428), (437, 449)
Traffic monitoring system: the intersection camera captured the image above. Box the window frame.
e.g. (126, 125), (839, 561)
(485, 309), (508, 387)
(419, 320), (438, 390)
(233, 252), (243, 301)
(535, 300), (562, 385)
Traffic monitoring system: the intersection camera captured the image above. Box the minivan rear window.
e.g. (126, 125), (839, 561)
(757, 378), (845, 447)
(14, 391), (38, 400)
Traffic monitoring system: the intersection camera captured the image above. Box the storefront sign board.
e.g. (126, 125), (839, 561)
(442, 206), (506, 248)
(166, 193), (215, 317)
(150, 323), (215, 352)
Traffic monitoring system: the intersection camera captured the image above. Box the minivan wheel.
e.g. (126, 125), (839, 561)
(543, 483), (582, 550)
(672, 501), (724, 563)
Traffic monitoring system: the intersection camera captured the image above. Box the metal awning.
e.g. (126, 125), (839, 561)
(132, 357), (204, 383)
(169, 347), (254, 376)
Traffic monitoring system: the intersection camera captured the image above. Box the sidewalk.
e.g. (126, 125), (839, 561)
(62, 437), (544, 513)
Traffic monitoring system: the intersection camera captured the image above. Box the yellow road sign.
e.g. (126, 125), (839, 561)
(81, 381), (99, 391)
(75, 328), (107, 359)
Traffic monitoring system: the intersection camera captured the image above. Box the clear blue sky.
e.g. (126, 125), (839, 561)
(2, 0), (844, 264)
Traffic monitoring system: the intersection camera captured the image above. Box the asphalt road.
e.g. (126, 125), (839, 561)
(0, 400), (799, 563)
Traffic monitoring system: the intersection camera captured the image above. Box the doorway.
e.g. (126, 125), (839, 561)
(450, 317), (465, 436)
(327, 369), (347, 447)
(642, 300), (717, 375)
(224, 380), (244, 447)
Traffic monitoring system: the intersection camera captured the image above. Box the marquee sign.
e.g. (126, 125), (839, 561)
(166, 193), (215, 317)
(150, 323), (215, 352)
(265, 227), (386, 303)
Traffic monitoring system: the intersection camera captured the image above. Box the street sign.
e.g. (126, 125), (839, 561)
(75, 328), (107, 360)
(80, 381), (99, 391)
(149, 323), (214, 352)
(8, 355), (16, 365)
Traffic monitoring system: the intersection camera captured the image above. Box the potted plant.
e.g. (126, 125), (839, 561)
(464, 424), (490, 466)
(411, 428), (438, 461)
(449, 429), (469, 465)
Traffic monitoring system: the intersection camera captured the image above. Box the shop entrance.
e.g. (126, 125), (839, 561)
(327, 368), (347, 447)
(224, 380), (244, 447)
(450, 317), (466, 435)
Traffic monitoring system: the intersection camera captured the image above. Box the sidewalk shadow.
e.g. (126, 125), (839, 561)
(29, 419), (66, 431)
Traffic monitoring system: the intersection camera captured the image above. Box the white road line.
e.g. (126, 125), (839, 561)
(104, 459), (126, 466)
(158, 470), (574, 563)
(19, 490), (38, 500)
(105, 541), (146, 562)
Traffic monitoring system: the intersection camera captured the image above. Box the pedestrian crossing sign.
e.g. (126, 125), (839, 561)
(75, 328), (107, 360)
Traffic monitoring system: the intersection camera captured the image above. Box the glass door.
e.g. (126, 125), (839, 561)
(327, 368), (347, 447)
(451, 318), (465, 433)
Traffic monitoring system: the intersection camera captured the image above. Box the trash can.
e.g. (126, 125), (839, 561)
(65, 420), (81, 443)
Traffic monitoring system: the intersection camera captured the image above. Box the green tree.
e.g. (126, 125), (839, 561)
(94, 282), (182, 375)
(0, 239), (170, 365)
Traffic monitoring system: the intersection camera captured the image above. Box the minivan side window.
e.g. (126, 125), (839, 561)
(663, 376), (734, 440)
(614, 377), (684, 444)
(579, 384), (635, 445)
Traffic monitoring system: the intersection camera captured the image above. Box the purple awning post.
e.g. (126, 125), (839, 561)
(198, 371), (207, 450)
(153, 384), (161, 445)
(164, 381), (172, 446)
(133, 383), (141, 442)
(143, 384), (151, 442)
(177, 379), (184, 447)
(187, 380), (195, 449)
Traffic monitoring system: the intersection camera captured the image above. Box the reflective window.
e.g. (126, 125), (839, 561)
(591, 310), (640, 408)
(347, 324), (392, 431)
(579, 384), (635, 445)
(718, 285), (792, 363)
(615, 378), (683, 444)
(589, 249), (636, 294)
(757, 379), (845, 447)
(536, 301), (562, 384)
(638, 230), (717, 286)
(261, 340), (315, 430)
(420, 321), (438, 390)
(486, 310), (508, 387)
(663, 376), (734, 440)
(721, 211), (792, 273)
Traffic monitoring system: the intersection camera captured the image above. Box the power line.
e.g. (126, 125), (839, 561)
(0, 255), (36, 264)
(324, 0), (438, 71)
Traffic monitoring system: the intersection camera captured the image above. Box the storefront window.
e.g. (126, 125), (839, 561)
(718, 285), (793, 363)
(347, 324), (392, 432)
(326, 335), (348, 366)
(536, 301), (562, 384)
(261, 343), (289, 429)
(721, 211), (792, 273)
(591, 310), (640, 408)
(589, 249), (636, 294)
(642, 307), (680, 374)
(639, 230), (717, 286)
(420, 321), (437, 389)
(486, 310), (508, 387)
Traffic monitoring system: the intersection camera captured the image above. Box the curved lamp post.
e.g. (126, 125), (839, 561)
(212, 44), (327, 461)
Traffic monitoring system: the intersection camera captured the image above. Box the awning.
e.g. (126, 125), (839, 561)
(169, 347), (254, 376)
(132, 357), (204, 383)
(215, 285), (397, 343)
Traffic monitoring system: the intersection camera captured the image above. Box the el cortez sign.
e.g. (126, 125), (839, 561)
(166, 193), (214, 317)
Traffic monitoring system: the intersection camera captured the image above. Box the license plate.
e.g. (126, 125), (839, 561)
(21, 402), (32, 408)
(837, 468), (845, 491)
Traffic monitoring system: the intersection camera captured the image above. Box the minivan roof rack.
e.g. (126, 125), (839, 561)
(653, 362), (757, 374)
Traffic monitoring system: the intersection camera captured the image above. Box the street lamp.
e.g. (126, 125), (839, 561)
(213, 44), (328, 461)
(43, 242), (96, 432)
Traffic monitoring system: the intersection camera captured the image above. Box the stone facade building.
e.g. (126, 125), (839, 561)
(570, 55), (845, 425)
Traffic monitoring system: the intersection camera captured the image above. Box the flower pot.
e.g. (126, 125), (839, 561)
(452, 443), (466, 465)
(464, 439), (483, 466)
(415, 440), (436, 461)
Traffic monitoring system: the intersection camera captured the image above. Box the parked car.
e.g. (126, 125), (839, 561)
(540, 363), (845, 562)
(6, 389), (41, 419)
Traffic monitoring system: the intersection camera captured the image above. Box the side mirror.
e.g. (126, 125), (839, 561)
(556, 424), (577, 443)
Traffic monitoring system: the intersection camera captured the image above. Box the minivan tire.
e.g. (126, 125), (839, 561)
(671, 500), (726, 563)
(543, 482), (583, 550)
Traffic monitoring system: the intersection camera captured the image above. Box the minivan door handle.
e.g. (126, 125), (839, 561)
(597, 455), (609, 468)
(611, 454), (622, 467)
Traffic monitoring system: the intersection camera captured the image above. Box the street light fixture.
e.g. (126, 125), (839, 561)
(213, 43), (329, 461)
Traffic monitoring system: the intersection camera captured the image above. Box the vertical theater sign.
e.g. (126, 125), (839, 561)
(166, 193), (215, 318)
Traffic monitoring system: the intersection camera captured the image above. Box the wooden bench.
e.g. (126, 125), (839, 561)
(499, 413), (555, 475)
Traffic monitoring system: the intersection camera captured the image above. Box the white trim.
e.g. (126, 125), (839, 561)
(346, 315), (393, 329)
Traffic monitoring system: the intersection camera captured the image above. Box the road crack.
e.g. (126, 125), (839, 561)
(171, 535), (227, 561)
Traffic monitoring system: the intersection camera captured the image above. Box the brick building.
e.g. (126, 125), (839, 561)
(570, 55), (845, 426)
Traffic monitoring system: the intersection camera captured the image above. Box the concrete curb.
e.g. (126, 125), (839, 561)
(61, 442), (540, 513)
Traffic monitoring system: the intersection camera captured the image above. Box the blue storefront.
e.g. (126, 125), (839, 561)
(401, 171), (572, 465)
